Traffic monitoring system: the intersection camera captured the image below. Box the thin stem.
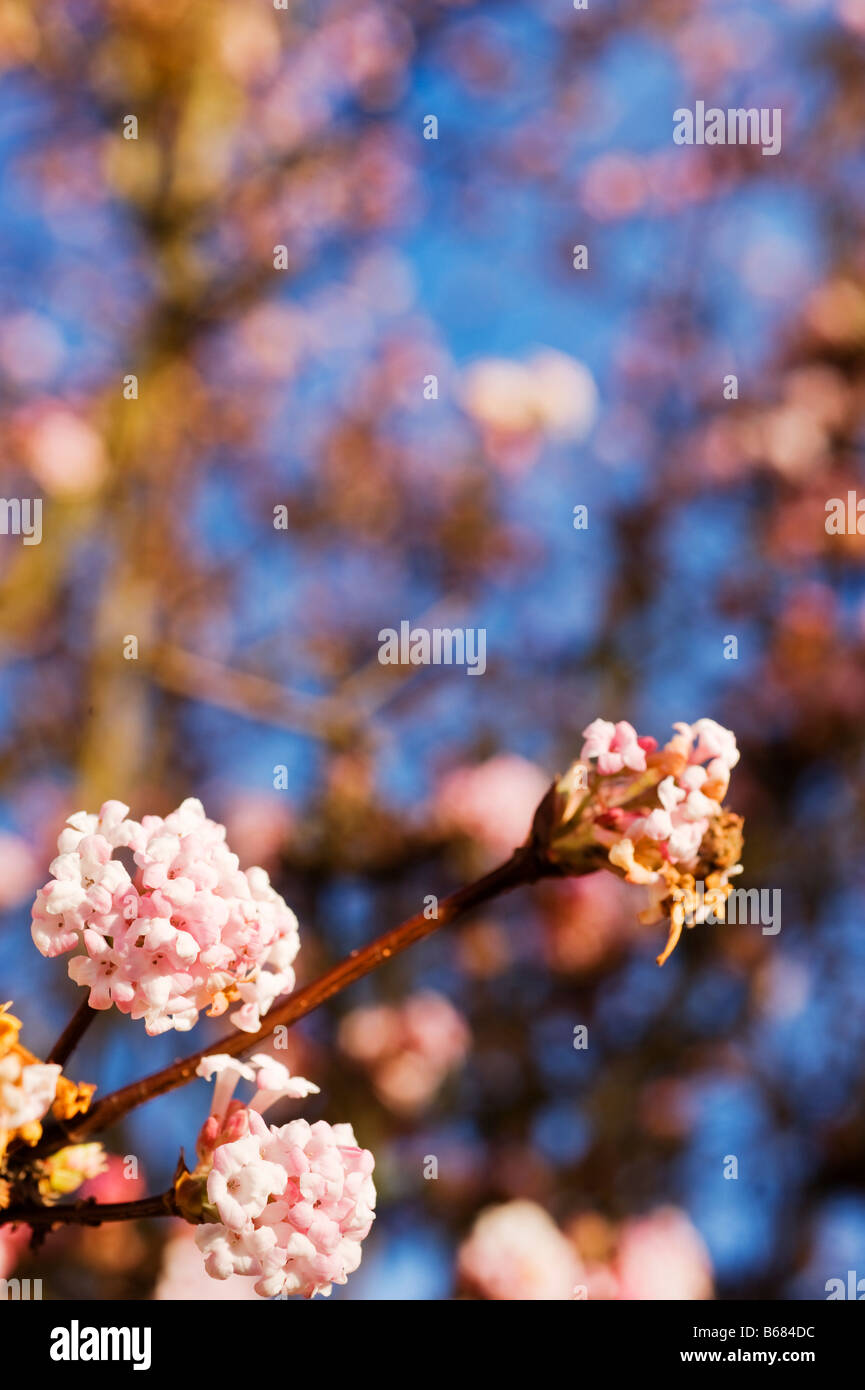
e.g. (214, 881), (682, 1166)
(30, 843), (553, 1158)
(0, 1189), (177, 1230)
(46, 998), (98, 1067)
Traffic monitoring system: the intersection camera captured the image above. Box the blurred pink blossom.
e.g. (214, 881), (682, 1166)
(434, 753), (550, 857)
(220, 792), (294, 871)
(838, 0), (865, 36)
(614, 1207), (714, 1301)
(339, 991), (470, 1114)
(461, 350), (598, 473)
(458, 1199), (584, 1300)
(540, 873), (636, 974)
(581, 153), (646, 220)
(0, 831), (38, 911)
(78, 1152), (147, 1205)
(0, 312), (64, 385)
(17, 402), (107, 497)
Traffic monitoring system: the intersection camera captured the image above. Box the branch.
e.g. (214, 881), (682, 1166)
(30, 842), (555, 1157)
(0, 1189), (178, 1230)
(46, 999), (97, 1067)
(147, 643), (354, 742)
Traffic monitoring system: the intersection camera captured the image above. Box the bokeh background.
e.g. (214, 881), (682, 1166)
(2, 0), (865, 1300)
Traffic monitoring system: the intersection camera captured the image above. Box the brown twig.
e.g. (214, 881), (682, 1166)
(46, 998), (98, 1068)
(29, 842), (554, 1159)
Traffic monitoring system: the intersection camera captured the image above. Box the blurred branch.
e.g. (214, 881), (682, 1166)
(146, 642), (358, 742)
(337, 595), (472, 711)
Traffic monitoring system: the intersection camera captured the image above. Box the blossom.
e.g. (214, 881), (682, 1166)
(196, 1052), (319, 1117)
(457, 1199), (584, 1300)
(31, 798), (301, 1036)
(193, 1111), (376, 1298)
(608, 836), (661, 886)
(207, 1132), (288, 1232)
(0, 1002), (94, 1161)
(0, 1053), (59, 1146)
(179, 1054), (374, 1298)
(534, 717), (744, 966)
(668, 718), (740, 796)
(248, 1053), (320, 1111)
(38, 1143), (107, 1199)
(192, 1053), (319, 1163)
(196, 1056), (257, 1131)
(572, 718), (740, 881)
(155, 1221), (262, 1300)
(580, 719), (651, 775)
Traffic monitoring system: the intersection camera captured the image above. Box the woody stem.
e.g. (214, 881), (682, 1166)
(46, 999), (98, 1067)
(0, 1190), (178, 1230)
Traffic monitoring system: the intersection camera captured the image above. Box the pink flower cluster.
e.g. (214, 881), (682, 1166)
(196, 1112), (376, 1298)
(0, 1051), (60, 1149)
(580, 718), (654, 775)
(31, 799), (300, 1036)
(579, 717), (740, 884)
(191, 1055), (376, 1299)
